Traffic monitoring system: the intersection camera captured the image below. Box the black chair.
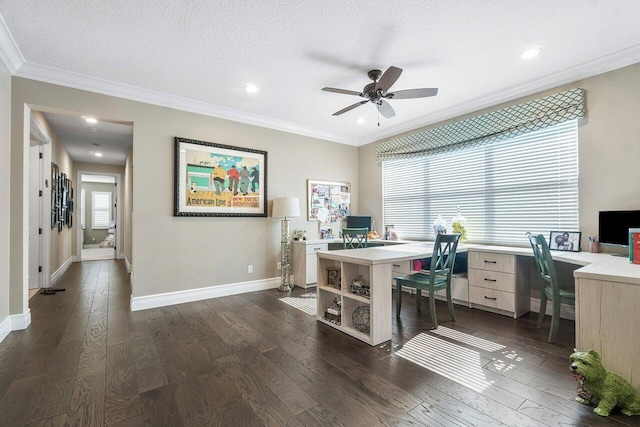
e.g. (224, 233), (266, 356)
(342, 227), (369, 249)
(527, 233), (575, 343)
(396, 233), (461, 328)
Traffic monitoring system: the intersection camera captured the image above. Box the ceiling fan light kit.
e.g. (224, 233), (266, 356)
(322, 66), (438, 123)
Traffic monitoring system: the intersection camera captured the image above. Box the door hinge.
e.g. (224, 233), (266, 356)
(39, 190), (43, 197)
(38, 266), (42, 273)
(38, 228), (42, 234)
(39, 152), (43, 159)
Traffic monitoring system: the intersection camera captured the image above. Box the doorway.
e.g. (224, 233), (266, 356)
(28, 116), (52, 298)
(77, 172), (121, 261)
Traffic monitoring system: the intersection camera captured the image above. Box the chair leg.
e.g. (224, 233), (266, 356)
(549, 301), (561, 344)
(446, 285), (455, 323)
(416, 289), (421, 312)
(429, 288), (438, 329)
(396, 281), (402, 318)
(537, 293), (547, 329)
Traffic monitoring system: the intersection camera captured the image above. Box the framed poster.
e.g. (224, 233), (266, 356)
(174, 137), (267, 217)
(307, 179), (350, 222)
(549, 231), (581, 252)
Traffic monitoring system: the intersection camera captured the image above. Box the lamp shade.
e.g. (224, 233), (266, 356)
(272, 197), (300, 218)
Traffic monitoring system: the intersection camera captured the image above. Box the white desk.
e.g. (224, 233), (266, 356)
(292, 238), (411, 288)
(316, 242), (640, 388)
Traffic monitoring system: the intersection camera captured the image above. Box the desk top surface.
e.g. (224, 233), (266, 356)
(317, 242), (640, 285)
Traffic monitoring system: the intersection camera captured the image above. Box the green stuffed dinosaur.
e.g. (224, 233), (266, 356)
(570, 349), (640, 417)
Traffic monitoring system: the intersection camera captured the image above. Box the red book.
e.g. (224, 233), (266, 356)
(634, 233), (640, 265)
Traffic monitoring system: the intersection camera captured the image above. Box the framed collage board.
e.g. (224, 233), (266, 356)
(307, 179), (350, 222)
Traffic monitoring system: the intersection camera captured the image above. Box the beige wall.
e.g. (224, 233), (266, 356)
(359, 62), (640, 251)
(0, 61), (10, 323)
(10, 77), (358, 313)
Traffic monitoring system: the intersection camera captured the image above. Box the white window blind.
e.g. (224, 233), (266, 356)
(92, 191), (112, 229)
(383, 120), (579, 246)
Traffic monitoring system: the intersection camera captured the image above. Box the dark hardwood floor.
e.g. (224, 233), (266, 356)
(0, 260), (636, 426)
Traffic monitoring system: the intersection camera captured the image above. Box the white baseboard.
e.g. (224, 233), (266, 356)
(125, 256), (132, 273)
(50, 257), (73, 285)
(131, 277), (280, 311)
(0, 316), (11, 344)
(10, 309), (31, 330)
(72, 255), (79, 262)
(117, 252), (125, 260)
(530, 297), (575, 320)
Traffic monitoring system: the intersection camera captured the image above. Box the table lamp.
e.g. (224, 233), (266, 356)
(272, 197), (300, 291)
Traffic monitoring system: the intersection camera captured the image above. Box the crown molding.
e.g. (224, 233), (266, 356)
(357, 44), (640, 146)
(0, 14), (25, 73)
(14, 62), (358, 146)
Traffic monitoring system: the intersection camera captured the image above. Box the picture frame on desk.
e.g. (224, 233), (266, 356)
(549, 231), (581, 252)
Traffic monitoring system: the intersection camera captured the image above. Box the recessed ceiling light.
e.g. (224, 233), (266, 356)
(520, 47), (543, 60)
(94, 152), (103, 157)
(356, 118), (366, 124)
(85, 117), (98, 124)
(245, 84), (258, 93)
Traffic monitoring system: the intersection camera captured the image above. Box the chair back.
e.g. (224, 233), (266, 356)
(429, 234), (461, 280)
(527, 233), (560, 300)
(342, 228), (369, 249)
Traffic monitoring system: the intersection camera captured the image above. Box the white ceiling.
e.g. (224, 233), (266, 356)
(3, 1), (640, 146)
(41, 112), (132, 165)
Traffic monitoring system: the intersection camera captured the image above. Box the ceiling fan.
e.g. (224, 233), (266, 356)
(322, 66), (438, 120)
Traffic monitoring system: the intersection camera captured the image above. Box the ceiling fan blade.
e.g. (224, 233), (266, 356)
(377, 100), (396, 118)
(322, 87), (362, 96)
(375, 66), (402, 92)
(333, 100), (368, 116)
(389, 88), (438, 99)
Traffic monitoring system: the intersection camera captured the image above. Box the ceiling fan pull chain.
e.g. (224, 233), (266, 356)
(378, 105), (380, 126)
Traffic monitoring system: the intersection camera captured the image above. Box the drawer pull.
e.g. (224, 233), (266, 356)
(484, 260), (497, 264)
(484, 278), (497, 282)
(484, 296), (497, 300)
(313, 247), (322, 250)
(393, 264), (401, 267)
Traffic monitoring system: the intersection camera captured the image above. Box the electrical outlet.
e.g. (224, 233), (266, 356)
(247, 265), (253, 273)
(277, 262), (282, 270)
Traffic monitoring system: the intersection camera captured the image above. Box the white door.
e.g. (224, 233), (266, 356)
(28, 144), (43, 289)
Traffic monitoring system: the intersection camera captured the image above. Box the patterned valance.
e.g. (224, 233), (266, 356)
(376, 88), (585, 162)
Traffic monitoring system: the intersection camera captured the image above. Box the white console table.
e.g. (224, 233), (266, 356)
(316, 243), (443, 345)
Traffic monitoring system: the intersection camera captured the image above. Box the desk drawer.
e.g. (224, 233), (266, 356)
(468, 269), (515, 293)
(469, 251), (515, 273)
(391, 261), (411, 274)
(469, 286), (515, 313)
(306, 243), (328, 254)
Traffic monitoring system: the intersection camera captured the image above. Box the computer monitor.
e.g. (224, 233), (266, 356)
(599, 210), (640, 247)
(346, 215), (371, 230)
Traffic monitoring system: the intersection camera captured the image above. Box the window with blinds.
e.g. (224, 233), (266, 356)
(383, 119), (579, 246)
(92, 191), (112, 229)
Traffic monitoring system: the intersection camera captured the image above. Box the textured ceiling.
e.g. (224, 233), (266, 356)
(3, 1), (640, 146)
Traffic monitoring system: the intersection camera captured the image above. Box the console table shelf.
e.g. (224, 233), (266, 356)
(317, 255), (391, 345)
